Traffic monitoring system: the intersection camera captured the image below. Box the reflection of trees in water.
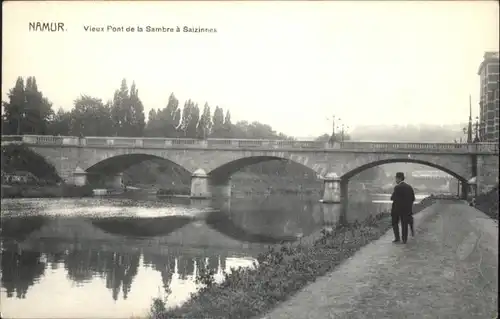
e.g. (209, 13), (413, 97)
(47, 252), (66, 270)
(103, 253), (140, 300)
(65, 250), (95, 282)
(143, 254), (176, 293)
(143, 253), (225, 292)
(60, 250), (140, 300)
(1, 250), (46, 299)
(1, 245), (227, 302)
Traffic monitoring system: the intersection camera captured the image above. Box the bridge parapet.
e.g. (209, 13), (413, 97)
(1, 135), (498, 154)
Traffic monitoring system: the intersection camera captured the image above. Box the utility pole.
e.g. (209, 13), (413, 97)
(327, 115), (336, 145)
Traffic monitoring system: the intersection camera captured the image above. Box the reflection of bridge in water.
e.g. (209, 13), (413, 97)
(1, 212), (268, 304)
(0, 193), (368, 309)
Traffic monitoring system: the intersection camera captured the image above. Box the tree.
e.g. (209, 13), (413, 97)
(48, 107), (72, 136)
(24, 77), (54, 134)
(128, 82), (146, 137)
(211, 106), (224, 137)
(186, 103), (200, 138)
(315, 133), (351, 142)
(197, 102), (212, 139)
(315, 134), (330, 142)
(2, 76), (53, 135)
(180, 100), (193, 137)
(111, 79), (131, 136)
(164, 93), (181, 137)
(2, 77), (26, 135)
(222, 110), (232, 138)
(70, 95), (114, 136)
(145, 109), (158, 137)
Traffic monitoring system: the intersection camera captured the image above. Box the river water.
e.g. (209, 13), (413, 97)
(0, 192), (428, 318)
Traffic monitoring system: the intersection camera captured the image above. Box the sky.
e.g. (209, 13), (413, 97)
(2, 1), (499, 138)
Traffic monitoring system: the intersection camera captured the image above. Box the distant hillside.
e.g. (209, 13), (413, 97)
(349, 123), (467, 143)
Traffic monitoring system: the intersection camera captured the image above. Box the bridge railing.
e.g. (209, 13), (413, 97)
(339, 141), (469, 151)
(1, 135), (498, 153)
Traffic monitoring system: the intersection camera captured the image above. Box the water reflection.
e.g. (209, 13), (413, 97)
(0, 192), (405, 318)
(1, 250), (46, 299)
(1, 216), (47, 240)
(0, 240), (246, 317)
(90, 216), (194, 238)
(208, 195), (323, 242)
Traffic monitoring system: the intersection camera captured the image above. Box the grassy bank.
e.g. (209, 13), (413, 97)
(149, 196), (438, 319)
(1, 184), (94, 199)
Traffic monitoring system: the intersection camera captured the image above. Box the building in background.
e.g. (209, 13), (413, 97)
(478, 51), (499, 142)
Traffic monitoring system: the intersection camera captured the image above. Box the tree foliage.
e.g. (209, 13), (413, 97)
(2, 77), (54, 135)
(70, 95), (114, 136)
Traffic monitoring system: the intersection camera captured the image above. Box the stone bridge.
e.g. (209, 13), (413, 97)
(2, 135), (498, 201)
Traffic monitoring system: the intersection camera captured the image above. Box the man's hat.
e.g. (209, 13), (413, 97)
(396, 172), (405, 179)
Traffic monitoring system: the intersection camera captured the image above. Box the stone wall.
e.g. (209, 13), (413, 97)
(476, 154), (499, 194)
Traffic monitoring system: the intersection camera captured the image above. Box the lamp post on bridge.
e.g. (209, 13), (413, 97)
(473, 116), (483, 143)
(326, 115), (336, 145)
(336, 118), (349, 142)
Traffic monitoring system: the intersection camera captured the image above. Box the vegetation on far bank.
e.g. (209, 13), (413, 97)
(1, 143), (61, 183)
(149, 197), (438, 319)
(1, 184), (94, 199)
(0, 143), (94, 199)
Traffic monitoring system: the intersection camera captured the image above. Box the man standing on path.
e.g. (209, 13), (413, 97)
(391, 172), (416, 243)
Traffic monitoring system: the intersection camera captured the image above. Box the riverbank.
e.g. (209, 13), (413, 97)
(149, 196), (439, 319)
(1, 184), (94, 199)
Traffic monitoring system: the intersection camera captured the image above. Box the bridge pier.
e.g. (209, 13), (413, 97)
(73, 167), (87, 186)
(322, 173), (343, 204)
(476, 154), (499, 194)
(190, 169), (232, 199)
(190, 169), (211, 199)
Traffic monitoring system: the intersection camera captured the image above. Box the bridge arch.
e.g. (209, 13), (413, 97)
(85, 153), (191, 176)
(207, 155), (324, 182)
(83, 153), (194, 189)
(341, 158), (468, 183)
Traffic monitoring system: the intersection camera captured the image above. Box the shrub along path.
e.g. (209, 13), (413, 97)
(260, 200), (498, 319)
